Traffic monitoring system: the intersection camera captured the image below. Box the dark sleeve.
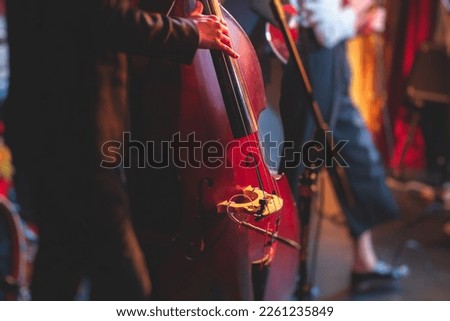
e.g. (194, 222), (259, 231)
(94, 0), (200, 64)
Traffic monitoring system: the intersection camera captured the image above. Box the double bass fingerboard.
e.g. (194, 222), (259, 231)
(203, 0), (259, 139)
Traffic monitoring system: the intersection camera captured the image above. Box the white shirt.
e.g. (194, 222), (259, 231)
(290, 0), (357, 48)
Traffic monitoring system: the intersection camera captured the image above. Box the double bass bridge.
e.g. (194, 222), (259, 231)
(216, 186), (301, 251)
(217, 186), (283, 218)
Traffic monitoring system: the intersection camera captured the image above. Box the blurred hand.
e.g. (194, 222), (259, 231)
(189, 1), (239, 59)
(358, 7), (386, 35)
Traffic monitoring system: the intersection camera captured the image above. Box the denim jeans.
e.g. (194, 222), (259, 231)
(279, 36), (399, 237)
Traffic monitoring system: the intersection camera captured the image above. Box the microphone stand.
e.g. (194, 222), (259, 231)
(270, 0), (356, 300)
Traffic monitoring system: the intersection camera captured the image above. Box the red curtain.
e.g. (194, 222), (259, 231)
(385, 0), (437, 170)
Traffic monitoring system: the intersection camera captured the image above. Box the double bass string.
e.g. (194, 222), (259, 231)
(207, 0), (269, 200)
(205, 0), (283, 252)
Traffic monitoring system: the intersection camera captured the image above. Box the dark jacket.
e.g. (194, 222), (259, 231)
(4, 0), (199, 169)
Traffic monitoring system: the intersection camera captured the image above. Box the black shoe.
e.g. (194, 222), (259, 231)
(351, 261), (409, 294)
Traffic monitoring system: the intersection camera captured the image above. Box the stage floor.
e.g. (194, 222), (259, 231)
(307, 172), (450, 301)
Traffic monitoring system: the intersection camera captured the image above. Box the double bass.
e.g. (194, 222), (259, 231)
(131, 0), (300, 300)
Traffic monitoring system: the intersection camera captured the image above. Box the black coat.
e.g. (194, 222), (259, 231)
(4, 0), (199, 169)
(3, 0), (201, 300)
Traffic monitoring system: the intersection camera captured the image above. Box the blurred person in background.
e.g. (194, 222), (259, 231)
(279, 0), (409, 294)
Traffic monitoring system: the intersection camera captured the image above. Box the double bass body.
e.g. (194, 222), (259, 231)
(131, 0), (300, 300)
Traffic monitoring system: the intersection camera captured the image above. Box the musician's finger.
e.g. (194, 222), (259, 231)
(221, 24), (230, 36)
(190, 1), (204, 16)
(220, 34), (232, 48)
(217, 40), (239, 59)
(209, 15), (220, 22)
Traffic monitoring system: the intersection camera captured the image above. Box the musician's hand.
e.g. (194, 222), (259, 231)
(188, 1), (239, 59)
(358, 7), (386, 35)
(366, 7), (386, 33)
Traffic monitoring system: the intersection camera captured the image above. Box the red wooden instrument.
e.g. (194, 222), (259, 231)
(0, 197), (27, 300)
(265, 4), (299, 64)
(135, 0), (300, 300)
